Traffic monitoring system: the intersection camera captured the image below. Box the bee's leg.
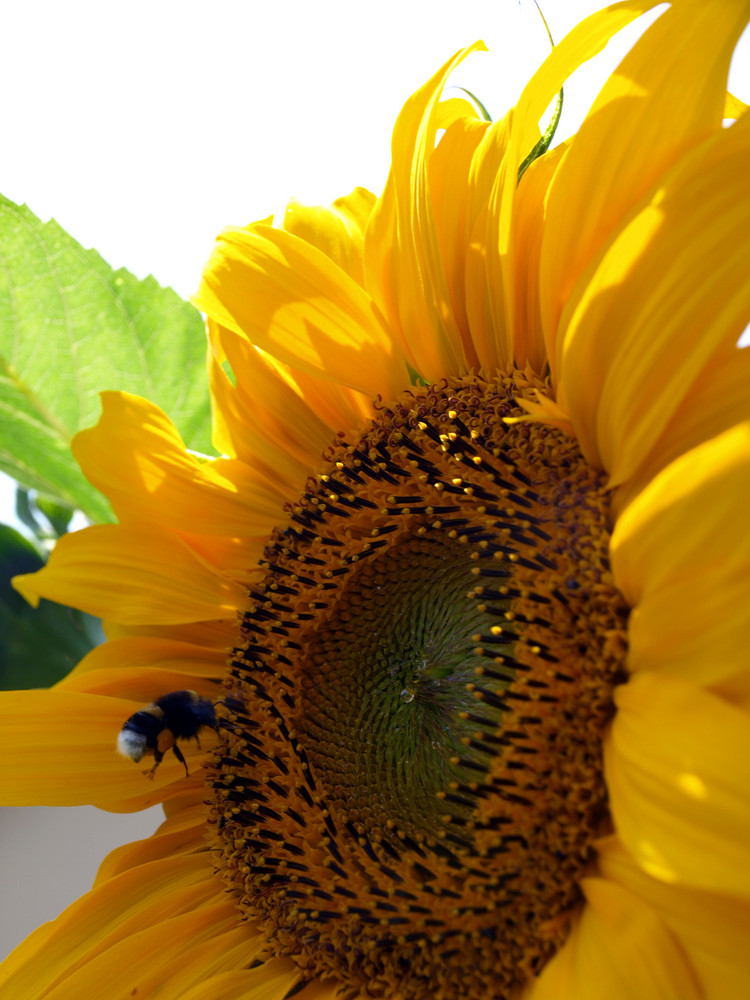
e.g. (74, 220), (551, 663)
(143, 749), (164, 780)
(172, 743), (190, 777)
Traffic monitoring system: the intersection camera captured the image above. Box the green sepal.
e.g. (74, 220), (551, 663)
(518, 1), (564, 184)
(450, 85), (493, 122)
(517, 86), (564, 184)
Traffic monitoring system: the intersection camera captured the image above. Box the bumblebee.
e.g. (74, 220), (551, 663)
(117, 690), (217, 778)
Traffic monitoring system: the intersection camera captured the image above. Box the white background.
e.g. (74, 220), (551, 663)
(1, 0), (748, 962)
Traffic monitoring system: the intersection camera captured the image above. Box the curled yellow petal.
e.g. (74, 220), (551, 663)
(194, 224), (405, 401)
(13, 524), (246, 624)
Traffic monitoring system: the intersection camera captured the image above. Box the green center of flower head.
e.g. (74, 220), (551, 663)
(303, 534), (518, 839)
(208, 371), (629, 1000)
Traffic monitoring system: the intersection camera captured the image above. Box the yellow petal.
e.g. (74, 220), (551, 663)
(0, 852), (223, 993)
(541, 0), (749, 377)
(73, 391), (284, 536)
(0, 922), (57, 987)
(95, 794), (207, 883)
(508, 389), (575, 437)
(364, 43), (486, 380)
(427, 115), (490, 370)
(207, 330), (303, 486)
(13, 524), (245, 623)
(529, 877), (700, 1000)
(273, 355), (375, 436)
(177, 965), (302, 1000)
(282, 187), (376, 286)
(598, 834), (750, 998)
(606, 673), (750, 898)
(207, 320), (367, 491)
(289, 983), (342, 1000)
(465, 2), (666, 377)
(60, 665), (220, 702)
(503, 0), (660, 361)
(194, 224), (405, 401)
(725, 89), (749, 119)
(61, 636), (224, 686)
(611, 424), (750, 686)
(0, 690), (216, 806)
(55, 664), (220, 704)
(510, 141), (568, 373)
(463, 117), (513, 371)
(105, 619), (237, 650)
(175, 529), (264, 578)
(35, 906), (254, 1000)
(612, 336), (750, 516)
(557, 115), (750, 481)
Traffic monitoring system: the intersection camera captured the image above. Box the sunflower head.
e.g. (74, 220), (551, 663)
(3, 3), (750, 1000)
(207, 371), (630, 997)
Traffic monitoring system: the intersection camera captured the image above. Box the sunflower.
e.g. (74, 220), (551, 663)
(3, 2), (750, 998)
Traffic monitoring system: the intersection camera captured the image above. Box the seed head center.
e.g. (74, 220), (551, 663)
(208, 372), (629, 1000)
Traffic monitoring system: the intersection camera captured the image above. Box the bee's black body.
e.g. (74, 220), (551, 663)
(117, 690), (217, 778)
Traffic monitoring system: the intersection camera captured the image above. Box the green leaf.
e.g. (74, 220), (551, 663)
(0, 196), (214, 522)
(0, 524), (104, 688)
(33, 494), (74, 538)
(15, 486), (73, 541)
(518, 2), (563, 185)
(14, 486), (44, 536)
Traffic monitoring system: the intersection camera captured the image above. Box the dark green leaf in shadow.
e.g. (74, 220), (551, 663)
(0, 524), (104, 689)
